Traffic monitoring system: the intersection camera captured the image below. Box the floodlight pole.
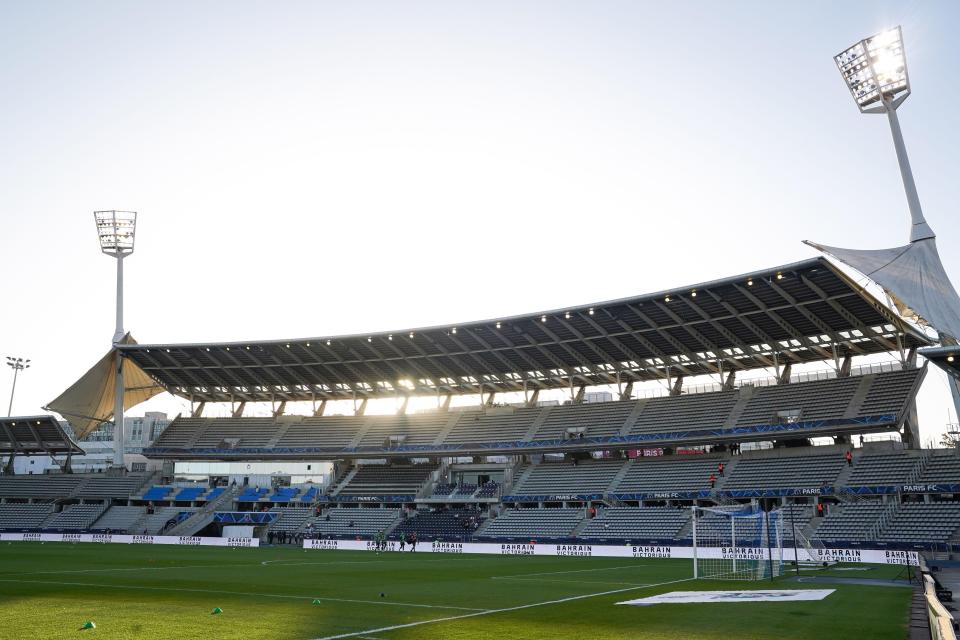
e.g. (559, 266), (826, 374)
(881, 97), (934, 242)
(113, 254), (125, 469)
(6, 357), (29, 418)
(95, 211), (136, 471)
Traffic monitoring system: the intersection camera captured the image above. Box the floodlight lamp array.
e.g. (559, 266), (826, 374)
(835, 26), (909, 111)
(94, 210), (137, 255)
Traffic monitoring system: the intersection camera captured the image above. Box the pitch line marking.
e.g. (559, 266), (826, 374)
(0, 579), (488, 612)
(310, 575), (697, 640)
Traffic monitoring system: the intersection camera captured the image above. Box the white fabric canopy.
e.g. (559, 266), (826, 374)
(45, 334), (165, 439)
(804, 238), (960, 345)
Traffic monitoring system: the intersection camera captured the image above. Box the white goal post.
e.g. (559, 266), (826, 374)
(692, 505), (784, 581)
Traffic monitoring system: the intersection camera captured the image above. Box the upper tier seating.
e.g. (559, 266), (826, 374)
(735, 376), (863, 426)
(43, 504), (107, 530)
(337, 464), (435, 496)
(444, 407), (541, 444)
(145, 369), (923, 456)
(723, 453), (845, 490)
(394, 508), (484, 540)
(878, 502), (960, 543)
(311, 508), (400, 537)
(277, 416), (363, 449)
(533, 402), (636, 439)
(857, 369), (921, 417)
(149, 418), (197, 447)
(812, 502), (887, 542)
(193, 418), (275, 448)
(918, 451), (960, 484)
(479, 508), (583, 539)
(579, 507), (688, 541)
(847, 453), (923, 486)
(631, 391), (739, 433)
(615, 457), (721, 493)
(357, 413), (450, 447)
(0, 504), (53, 529)
(511, 460), (623, 496)
(92, 506), (146, 532)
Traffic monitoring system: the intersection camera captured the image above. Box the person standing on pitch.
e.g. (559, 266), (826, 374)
(409, 531), (417, 552)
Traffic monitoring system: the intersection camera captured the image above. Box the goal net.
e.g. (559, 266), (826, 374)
(692, 505), (784, 580)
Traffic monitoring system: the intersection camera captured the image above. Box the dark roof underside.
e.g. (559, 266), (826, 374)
(920, 345), (960, 381)
(119, 258), (930, 402)
(0, 416), (83, 455)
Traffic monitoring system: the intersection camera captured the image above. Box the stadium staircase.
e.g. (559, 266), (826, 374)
(329, 468), (359, 497)
(265, 420), (293, 448)
(163, 485), (241, 537)
(510, 463), (536, 491)
(570, 510), (592, 537)
(522, 407), (552, 441)
(430, 412), (463, 447)
(831, 461), (858, 504)
(606, 459), (633, 498)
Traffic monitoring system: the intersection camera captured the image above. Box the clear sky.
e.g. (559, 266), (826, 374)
(1, 1), (958, 443)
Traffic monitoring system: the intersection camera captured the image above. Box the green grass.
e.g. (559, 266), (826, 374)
(0, 543), (912, 640)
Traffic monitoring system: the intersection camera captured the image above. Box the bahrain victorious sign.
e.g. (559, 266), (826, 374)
(302, 539), (919, 566)
(0, 533), (259, 547)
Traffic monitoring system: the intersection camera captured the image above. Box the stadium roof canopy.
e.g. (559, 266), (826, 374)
(118, 257), (931, 403)
(0, 416), (83, 456)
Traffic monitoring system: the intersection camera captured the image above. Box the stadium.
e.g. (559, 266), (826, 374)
(3, 11), (960, 640)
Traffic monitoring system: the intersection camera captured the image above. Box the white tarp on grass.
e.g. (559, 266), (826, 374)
(617, 589), (835, 606)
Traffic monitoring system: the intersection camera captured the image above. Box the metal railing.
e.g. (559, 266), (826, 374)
(924, 574), (958, 640)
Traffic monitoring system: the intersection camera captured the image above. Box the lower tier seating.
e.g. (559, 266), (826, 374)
(311, 508), (400, 537)
(394, 509), (484, 540)
(877, 502), (960, 543)
(579, 507), (688, 541)
(0, 504), (53, 529)
(478, 508), (583, 539)
(92, 506), (146, 532)
(43, 504), (107, 530)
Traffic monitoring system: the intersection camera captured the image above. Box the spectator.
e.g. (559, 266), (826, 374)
(709, 473), (717, 489)
(816, 502), (825, 518)
(717, 462), (725, 477)
(844, 450), (853, 467)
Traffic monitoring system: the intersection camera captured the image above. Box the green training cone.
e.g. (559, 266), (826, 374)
(311, 599), (322, 605)
(80, 621), (96, 630)
(211, 608), (223, 615)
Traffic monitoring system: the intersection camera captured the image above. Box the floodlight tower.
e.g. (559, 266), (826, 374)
(95, 211), (137, 469)
(5, 357), (30, 417)
(834, 27), (934, 242)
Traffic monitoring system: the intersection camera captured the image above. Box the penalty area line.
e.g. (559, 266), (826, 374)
(310, 575), (697, 640)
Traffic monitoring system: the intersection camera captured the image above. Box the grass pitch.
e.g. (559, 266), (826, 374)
(0, 542), (911, 639)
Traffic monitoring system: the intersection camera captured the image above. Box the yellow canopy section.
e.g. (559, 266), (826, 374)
(45, 334), (166, 439)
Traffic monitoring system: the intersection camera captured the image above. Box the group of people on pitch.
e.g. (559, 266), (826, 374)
(374, 530), (418, 552)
